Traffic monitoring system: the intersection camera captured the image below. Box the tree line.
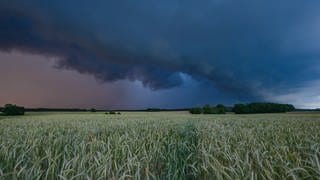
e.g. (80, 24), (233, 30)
(233, 103), (295, 114)
(189, 104), (227, 114)
(0, 104), (123, 116)
(1, 102), (296, 116)
(190, 103), (295, 114)
(0, 104), (25, 116)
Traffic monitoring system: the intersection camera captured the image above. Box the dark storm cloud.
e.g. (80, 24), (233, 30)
(1, 0), (320, 100)
(0, 5), (183, 90)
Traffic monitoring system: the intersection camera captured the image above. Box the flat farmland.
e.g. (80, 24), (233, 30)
(0, 112), (320, 179)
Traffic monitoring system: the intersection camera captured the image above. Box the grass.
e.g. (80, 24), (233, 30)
(0, 112), (320, 179)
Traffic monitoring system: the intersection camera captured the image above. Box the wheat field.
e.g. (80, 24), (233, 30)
(0, 112), (320, 179)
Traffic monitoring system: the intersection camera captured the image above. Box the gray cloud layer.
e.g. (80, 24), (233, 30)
(1, 0), (320, 101)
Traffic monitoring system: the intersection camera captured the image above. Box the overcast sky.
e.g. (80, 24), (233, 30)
(1, 0), (320, 109)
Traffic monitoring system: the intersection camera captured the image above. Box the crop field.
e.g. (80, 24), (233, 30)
(0, 112), (320, 179)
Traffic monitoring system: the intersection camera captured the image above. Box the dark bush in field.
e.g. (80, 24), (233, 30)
(233, 103), (295, 114)
(1, 104), (25, 116)
(90, 108), (97, 112)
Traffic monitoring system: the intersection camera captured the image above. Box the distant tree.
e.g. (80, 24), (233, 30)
(286, 104), (295, 112)
(109, 111), (116, 115)
(2, 104), (25, 116)
(0, 107), (4, 116)
(233, 104), (249, 114)
(117, 112), (121, 115)
(190, 104), (228, 114)
(216, 104), (226, 114)
(203, 104), (218, 114)
(90, 108), (97, 112)
(189, 107), (202, 114)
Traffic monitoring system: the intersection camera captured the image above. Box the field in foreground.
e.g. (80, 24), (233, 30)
(0, 112), (320, 179)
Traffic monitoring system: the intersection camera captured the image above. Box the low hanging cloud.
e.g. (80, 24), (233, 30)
(1, 0), (320, 100)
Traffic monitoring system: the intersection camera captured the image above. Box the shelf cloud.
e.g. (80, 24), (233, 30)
(1, 0), (320, 106)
